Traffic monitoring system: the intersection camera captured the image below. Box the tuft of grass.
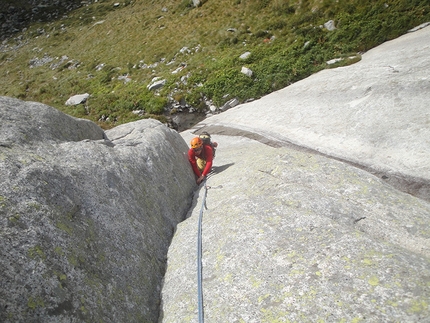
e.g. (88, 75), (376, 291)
(0, 0), (429, 129)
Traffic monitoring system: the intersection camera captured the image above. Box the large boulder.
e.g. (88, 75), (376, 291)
(0, 97), (195, 322)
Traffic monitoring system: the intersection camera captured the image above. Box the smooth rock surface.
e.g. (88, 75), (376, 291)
(160, 26), (430, 322)
(204, 25), (430, 200)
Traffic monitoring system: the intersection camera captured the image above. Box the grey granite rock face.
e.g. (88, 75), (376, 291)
(160, 26), (430, 322)
(161, 135), (430, 323)
(0, 97), (105, 146)
(205, 25), (430, 201)
(0, 97), (196, 322)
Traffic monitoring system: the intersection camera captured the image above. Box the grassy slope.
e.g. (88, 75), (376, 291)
(0, 0), (429, 129)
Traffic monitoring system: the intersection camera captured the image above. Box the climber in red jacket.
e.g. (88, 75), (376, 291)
(188, 136), (216, 185)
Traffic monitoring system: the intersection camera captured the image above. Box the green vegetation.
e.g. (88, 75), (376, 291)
(28, 245), (46, 260)
(56, 221), (73, 235)
(0, 0), (428, 129)
(27, 296), (45, 310)
(8, 214), (20, 224)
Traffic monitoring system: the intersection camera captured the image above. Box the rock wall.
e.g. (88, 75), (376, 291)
(161, 134), (430, 322)
(205, 25), (430, 201)
(0, 96), (196, 322)
(160, 25), (430, 322)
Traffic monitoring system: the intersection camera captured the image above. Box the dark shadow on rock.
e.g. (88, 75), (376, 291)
(209, 163), (235, 177)
(182, 183), (206, 221)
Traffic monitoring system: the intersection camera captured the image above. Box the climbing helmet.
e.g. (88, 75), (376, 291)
(191, 137), (203, 149)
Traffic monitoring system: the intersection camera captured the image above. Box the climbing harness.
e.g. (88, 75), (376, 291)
(197, 180), (208, 323)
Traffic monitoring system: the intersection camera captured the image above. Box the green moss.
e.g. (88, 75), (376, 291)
(362, 258), (373, 266)
(56, 221), (73, 235)
(408, 299), (428, 314)
(30, 154), (45, 162)
(8, 214), (20, 223)
(97, 252), (106, 263)
(68, 253), (78, 266)
(80, 305), (87, 315)
(28, 245), (46, 260)
(0, 196), (6, 208)
(28, 201), (42, 211)
(260, 307), (290, 322)
(27, 296), (45, 310)
(54, 246), (64, 255)
(368, 276), (380, 286)
(251, 276), (263, 288)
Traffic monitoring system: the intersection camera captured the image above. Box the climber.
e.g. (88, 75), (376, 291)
(188, 135), (217, 185)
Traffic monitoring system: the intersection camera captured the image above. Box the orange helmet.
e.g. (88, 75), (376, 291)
(190, 137), (203, 149)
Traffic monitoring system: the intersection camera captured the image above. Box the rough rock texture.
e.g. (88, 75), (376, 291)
(0, 97), (195, 322)
(161, 135), (430, 323)
(160, 26), (430, 322)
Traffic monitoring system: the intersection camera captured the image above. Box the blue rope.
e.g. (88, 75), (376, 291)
(197, 180), (208, 323)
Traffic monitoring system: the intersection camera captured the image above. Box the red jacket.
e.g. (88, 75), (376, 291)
(188, 144), (214, 177)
